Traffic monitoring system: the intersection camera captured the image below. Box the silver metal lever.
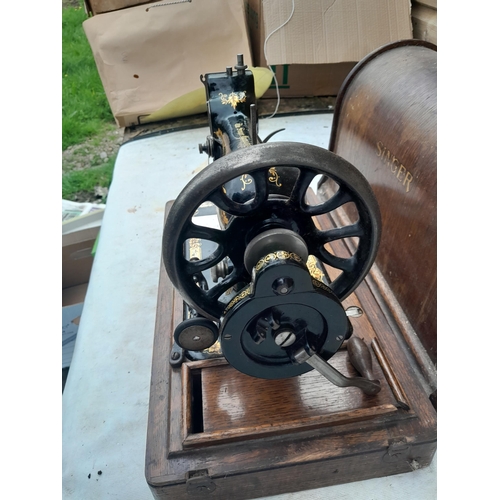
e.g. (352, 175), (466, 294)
(293, 344), (381, 395)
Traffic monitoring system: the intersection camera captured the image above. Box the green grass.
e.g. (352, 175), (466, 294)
(62, 4), (114, 150)
(63, 3), (116, 200)
(62, 155), (117, 200)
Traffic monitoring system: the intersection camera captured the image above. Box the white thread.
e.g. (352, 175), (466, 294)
(263, 0), (295, 118)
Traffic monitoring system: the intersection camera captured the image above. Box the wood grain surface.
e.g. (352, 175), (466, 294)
(145, 199), (437, 500)
(327, 41), (437, 367)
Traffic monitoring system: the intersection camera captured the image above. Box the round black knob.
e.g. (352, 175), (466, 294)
(174, 318), (219, 351)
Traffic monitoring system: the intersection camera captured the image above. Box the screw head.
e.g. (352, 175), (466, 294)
(274, 330), (297, 347)
(272, 277), (294, 295)
(171, 351), (180, 360)
(345, 306), (363, 318)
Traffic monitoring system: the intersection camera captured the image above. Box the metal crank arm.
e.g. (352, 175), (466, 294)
(293, 341), (381, 395)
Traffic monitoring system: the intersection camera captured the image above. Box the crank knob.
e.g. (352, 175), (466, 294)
(347, 336), (377, 381)
(174, 318), (219, 351)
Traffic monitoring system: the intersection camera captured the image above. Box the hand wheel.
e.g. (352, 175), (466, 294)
(162, 141), (381, 321)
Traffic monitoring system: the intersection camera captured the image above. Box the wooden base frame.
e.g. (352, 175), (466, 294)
(145, 202), (437, 500)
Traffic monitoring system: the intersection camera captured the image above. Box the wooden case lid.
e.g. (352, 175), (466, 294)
(324, 40), (437, 389)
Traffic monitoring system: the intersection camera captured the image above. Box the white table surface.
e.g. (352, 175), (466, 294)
(62, 113), (437, 499)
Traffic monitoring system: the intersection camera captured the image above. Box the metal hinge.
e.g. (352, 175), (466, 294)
(186, 469), (216, 496)
(383, 437), (412, 463)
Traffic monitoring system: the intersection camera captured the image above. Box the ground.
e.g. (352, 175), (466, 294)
(62, 125), (123, 174)
(63, 0), (124, 203)
(62, 125), (124, 202)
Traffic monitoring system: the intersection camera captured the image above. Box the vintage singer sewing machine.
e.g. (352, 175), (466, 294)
(146, 43), (436, 500)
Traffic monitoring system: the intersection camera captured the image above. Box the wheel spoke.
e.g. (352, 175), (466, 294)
(184, 222), (226, 243)
(304, 187), (352, 216)
(315, 247), (357, 273)
(315, 222), (364, 245)
(185, 247), (226, 274)
(250, 170), (269, 209)
(208, 170), (268, 216)
(289, 169), (317, 205)
(205, 267), (245, 301)
(208, 189), (242, 215)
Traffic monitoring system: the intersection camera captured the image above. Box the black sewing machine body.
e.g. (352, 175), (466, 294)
(146, 48), (436, 500)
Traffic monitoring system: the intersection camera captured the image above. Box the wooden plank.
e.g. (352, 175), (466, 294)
(184, 404), (400, 448)
(145, 203), (175, 480)
(201, 349), (393, 433)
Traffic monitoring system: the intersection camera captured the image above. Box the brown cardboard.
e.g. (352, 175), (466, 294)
(83, 0), (253, 127)
(262, 62), (356, 99)
(412, 1), (437, 45)
(245, 0), (412, 98)
(84, 0), (153, 16)
(63, 283), (89, 369)
(62, 226), (99, 290)
(261, 0), (413, 65)
(63, 283), (89, 307)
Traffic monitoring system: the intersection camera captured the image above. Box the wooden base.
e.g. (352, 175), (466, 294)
(145, 202), (437, 500)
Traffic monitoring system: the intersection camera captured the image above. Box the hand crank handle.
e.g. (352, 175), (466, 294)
(293, 347), (381, 395)
(347, 336), (377, 381)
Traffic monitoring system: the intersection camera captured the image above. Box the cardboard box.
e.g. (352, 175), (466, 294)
(84, 0), (153, 16)
(83, 0), (253, 127)
(62, 226), (99, 290)
(412, 0), (437, 45)
(245, 0), (413, 98)
(62, 207), (100, 370)
(62, 284), (89, 369)
(62, 219), (99, 369)
(263, 62), (357, 99)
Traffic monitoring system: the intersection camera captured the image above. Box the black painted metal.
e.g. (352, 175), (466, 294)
(163, 142), (381, 321)
(162, 55), (381, 380)
(219, 253), (349, 379)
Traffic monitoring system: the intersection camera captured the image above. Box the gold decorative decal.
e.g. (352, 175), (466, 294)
(376, 141), (414, 193)
(307, 255), (325, 280)
(240, 174), (253, 191)
(223, 286), (252, 314)
(219, 91), (247, 109)
(204, 340), (222, 355)
(189, 238), (202, 261)
(268, 167), (282, 187)
(312, 278), (334, 295)
(235, 122), (252, 148)
(255, 251), (304, 272)
(219, 210), (229, 226)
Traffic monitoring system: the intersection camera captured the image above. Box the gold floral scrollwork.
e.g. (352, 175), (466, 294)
(235, 122), (252, 148)
(189, 238), (202, 261)
(204, 340), (222, 355)
(268, 167), (282, 187)
(254, 251), (304, 272)
(219, 91), (247, 109)
(223, 286), (252, 314)
(219, 210), (229, 226)
(240, 174), (253, 191)
(307, 255), (325, 280)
